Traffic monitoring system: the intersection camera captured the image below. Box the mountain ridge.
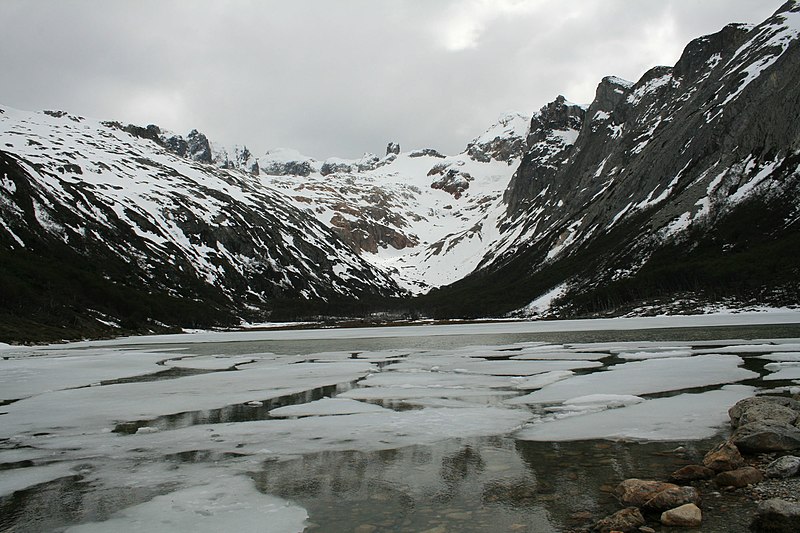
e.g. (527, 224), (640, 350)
(1, 1), (799, 342)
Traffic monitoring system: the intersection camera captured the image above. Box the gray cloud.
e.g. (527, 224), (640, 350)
(0, 0), (779, 158)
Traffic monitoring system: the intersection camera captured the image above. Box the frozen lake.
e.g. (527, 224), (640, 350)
(2, 312), (800, 532)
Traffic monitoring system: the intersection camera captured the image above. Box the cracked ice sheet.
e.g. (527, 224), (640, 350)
(617, 349), (694, 360)
(268, 398), (388, 417)
(1, 360), (374, 438)
(758, 352), (800, 362)
(163, 353), (281, 370)
(389, 355), (601, 375)
(0, 462), (83, 497)
(516, 385), (755, 442)
(512, 371), (576, 391)
(763, 362), (800, 381)
(508, 354), (757, 405)
(65, 474), (308, 533)
(695, 342), (800, 354)
(40, 407), (532, 461)
(0, 349), (169, 400)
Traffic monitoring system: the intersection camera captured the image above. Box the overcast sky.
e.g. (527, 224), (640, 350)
(0, 1), (780, 159)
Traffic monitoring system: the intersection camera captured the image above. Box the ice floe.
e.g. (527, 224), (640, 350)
(268, 397), (388, 417)
(65, 475), (308, 533)
(516, 385), (755, 441)
(507, 354), (757, 404)
(763, 361), (800, 381)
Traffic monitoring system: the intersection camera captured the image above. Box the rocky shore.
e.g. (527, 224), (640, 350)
(576, 395), (800, 532)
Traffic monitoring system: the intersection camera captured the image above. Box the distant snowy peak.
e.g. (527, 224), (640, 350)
(465, 112), (530, 163)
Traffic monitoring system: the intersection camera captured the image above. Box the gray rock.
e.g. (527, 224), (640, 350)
(408, 148), (445, 159)
(320, 161), (353, 176)
(386, 142), (400, 156)
(660, 503), (702, 527)
(764, 455), (800, 479)
(728, 396), (800, 428)
(260, 160), (314, 177)
(750, 498), (800, 532)
(739, 402), (800, 428)
(732, 421), (800, 453)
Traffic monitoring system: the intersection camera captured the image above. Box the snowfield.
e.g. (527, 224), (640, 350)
(1, 313), (799, 531)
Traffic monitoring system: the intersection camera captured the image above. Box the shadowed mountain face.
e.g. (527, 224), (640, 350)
(1, 2), (799, 342)
(421, 2), (800, 318)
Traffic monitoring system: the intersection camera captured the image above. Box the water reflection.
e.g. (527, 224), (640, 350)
(248, 435), (760, 532)
(113, 381), (357, 434)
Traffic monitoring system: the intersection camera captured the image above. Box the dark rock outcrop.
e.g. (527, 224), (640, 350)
(428, 2), (800, 319)
(732, 422), (800, 453)
(750, 498), (800, 532)
(429, 165), (473, 199)
(261, 160), (314, 177)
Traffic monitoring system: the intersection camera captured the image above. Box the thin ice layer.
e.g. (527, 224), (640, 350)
(268, 398), (388, 417)
(0, 350), (168, 399)
(65, 475), (308, 533)
(1, 360), (374, 438)
(508, 354), (757, 405)
(516, 385), (755, 441)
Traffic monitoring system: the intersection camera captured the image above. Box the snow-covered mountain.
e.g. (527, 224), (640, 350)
(253, 112), (530, 293)
(1, 1), (799, 341)
(424, 1), (800, 318)
(0, 108), (407, 340)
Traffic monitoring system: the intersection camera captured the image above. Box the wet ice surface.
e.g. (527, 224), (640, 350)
(2, 313), (800, 532)
(65, 474), (308, 533)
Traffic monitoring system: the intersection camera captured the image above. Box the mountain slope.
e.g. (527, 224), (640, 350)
(420, 1), (800, 318)
(0, 108), (404, 341)
(254, 112), (529, 293)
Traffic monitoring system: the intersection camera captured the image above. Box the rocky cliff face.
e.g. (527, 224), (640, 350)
(425, 1), (800, 317)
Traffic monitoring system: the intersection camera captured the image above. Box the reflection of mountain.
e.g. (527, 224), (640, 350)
(2, 2), (800, 341)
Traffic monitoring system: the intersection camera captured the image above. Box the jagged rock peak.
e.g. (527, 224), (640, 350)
(673, 23), (753, 80)
(386, 142), (401, 155)
(185, 129), (213, 163)
(528, 95), (585, 146)
(591, 75), (634, 114)
(466, 112), (530, 163)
